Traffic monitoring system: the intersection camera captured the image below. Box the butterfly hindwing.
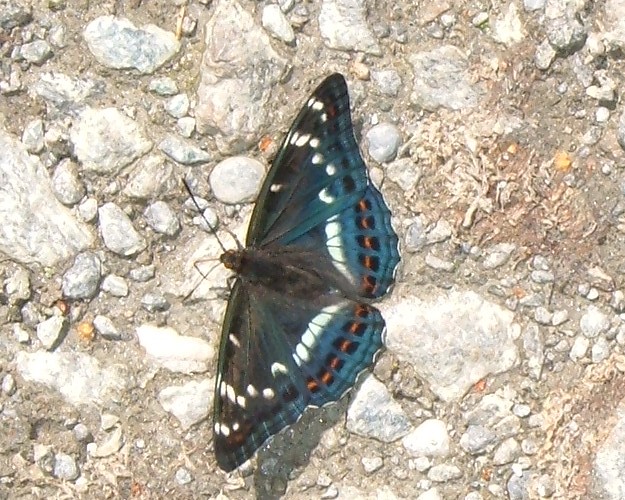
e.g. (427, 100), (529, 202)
(213, 280), (385, 471)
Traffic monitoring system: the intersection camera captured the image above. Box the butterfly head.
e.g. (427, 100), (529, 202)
(220, 249), (243, 272)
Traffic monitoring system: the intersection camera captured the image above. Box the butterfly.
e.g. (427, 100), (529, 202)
(212, 73), (400, 472)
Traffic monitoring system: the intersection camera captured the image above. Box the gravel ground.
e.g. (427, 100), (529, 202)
(2, 0), (625, 499)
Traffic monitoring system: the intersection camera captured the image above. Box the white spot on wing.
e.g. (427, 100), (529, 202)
(219, 381), (227, 398)
(310, 138), (320, 148)
(246, 384), (259, 397)
(226, 384), (236, 404)
(270, 183), (284, 192)
(296, 343), (310, 363)
(298, 305), (340, 352)
(232, 422), (240, 431)
(295, 133), (311, 147)
(228, 334), (240, 348)
(312, 100), (324, 111)
(325, 215), (354, 281)
(290, 131), (300, 145)
(271, 362), (289, 376)
(236, 395), (246, 408)
(219, 423), (230, 436)
(325, 163), (337, 175)
(320, 113), (328, 122)
(263, 388), (275, 400)
(312, 153), (324, 165)
(318, 188), (334, 204)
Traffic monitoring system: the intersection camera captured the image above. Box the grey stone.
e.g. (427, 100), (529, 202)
(159, 134), (211, 165)
(209, 156), (265, 204)
(15, 351), (131, 406)
(175, 467), (193, 485)
(386, 158), (421, 192)
(144, 201), (180, 236)
(84, 16), (180, 74)
(2, 373), (16, 395)
(366, 123), (402, 163)
(33, 72), (103, 111)
(20, 40), (53, 64)
(158, 379), (213, 429)
(52, 159), (86, 205)
(93, 315), (121, 340)
(482, 243), (516, 269)
(493, 437), (521, 465)
(98, 203), (147, 256)
(570, 336), (590, 360)
(136, 324), (214, 373)
(460, 425), (498, 454)
(580, 305), (611, 338)
(410, 45), (483, 111)
(535, 39), (557, 70)
(262, 4), (295, 43)
(0, 131), (94, 267)
(346, 375), (413, 442)
(123, 155), (177, 200)
(165, 93), (190, 118)
(428, 464), (462, 482)
(148, 76), (178, 96)
(371, 69), (402, 97)
(62, 252), (102, 300)
(402, 419), (450, 458)
(70, 107), (152, 174)
(53, 453), (79, 480)
(385, 289), (518, 401)
(194, 0), (287, 153)
(319, 0), (381, 55)
(21, 118), (44, 153)
(101, 275), (129, 297)
(141, 292), (170, 312)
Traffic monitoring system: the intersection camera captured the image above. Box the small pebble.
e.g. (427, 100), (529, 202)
(569, 336), (590, 360)
(21, 40), (53, 64)
(175, 467), (193, 485)
(62, 252), (102, 300)
(165, 93), (190, 118)
(366, 123), (402, 163)
(101, 275), (129, 297)
(36, 315), (67, 350)
(144, 200), (180, 236)
(2, 374), (16, 395)
(93, 315), (121, 340)
(209, 156), (265, 204)
(22, 118), (45, 153)
(149, 77), (178, 96)
(141, 292), (170, 312)
(130, 265), (155, 282)
(73, 423), (92, 442)
(53, 453), (80, 481)
(361, 456), (383, 473)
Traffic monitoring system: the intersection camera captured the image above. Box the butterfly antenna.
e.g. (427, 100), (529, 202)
(182, 179), (243, 252)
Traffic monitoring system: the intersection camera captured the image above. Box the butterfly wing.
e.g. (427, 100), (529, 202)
(247, 73), (400, 299)
(246, 73), (369, 247)
(213, 280), (385, 472)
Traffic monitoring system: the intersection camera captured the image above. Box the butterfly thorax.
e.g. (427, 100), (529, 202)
(220, 248), (339, 300)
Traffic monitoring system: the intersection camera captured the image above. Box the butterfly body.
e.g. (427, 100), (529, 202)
(212, 74), (400, 472)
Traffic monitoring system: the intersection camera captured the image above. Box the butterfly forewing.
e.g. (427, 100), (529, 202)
(212, 74), (401, 472)
(246, 74), (369, 247)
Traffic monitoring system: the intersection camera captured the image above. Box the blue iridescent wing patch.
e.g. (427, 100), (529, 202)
(213, 74), (400, 472)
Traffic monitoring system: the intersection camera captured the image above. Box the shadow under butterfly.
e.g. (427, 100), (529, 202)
(210, 73), (401, 472)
